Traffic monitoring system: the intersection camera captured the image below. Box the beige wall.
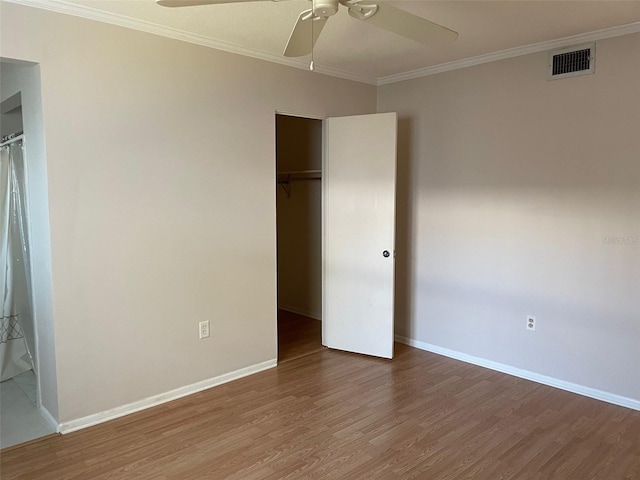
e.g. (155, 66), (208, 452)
(0, 2), (376, 423)
(2, 1), (638, 425)
(379, 33), (640, 402)
(276, 115), (322, 319)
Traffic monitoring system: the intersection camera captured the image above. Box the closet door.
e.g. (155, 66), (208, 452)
(322, 112), (397, 359)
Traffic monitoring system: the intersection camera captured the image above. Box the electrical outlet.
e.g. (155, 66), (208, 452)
(526, 315), (536, 331)
(199, 320), (210, 339)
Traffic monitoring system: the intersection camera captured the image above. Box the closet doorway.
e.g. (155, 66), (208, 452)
(276, 111), (397, 362)
(1, 60), (57, 448)
(276, 114), (324, 362)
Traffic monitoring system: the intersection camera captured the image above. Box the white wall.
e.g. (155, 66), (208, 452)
(276, 115), (322, 319)
(0, 2), (376, 424)
(379, 33), (640, 403)
(0, 59), (58, 420)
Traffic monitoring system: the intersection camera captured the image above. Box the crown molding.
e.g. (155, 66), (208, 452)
(4, 0), (640, 87)
(3, 0), (378, 86)
(377, 21), (640, 86)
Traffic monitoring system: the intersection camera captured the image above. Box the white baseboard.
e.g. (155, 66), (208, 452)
(395, 335), (640, 412)
(278, 305), (321, 321)
(39, 404), (60, 433)
(58, 359), (277, 434)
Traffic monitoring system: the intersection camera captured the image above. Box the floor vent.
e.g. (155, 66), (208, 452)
(549, 43), (595, 80)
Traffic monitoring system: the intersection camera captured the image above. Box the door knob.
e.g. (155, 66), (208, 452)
(383, 250), (390, 258)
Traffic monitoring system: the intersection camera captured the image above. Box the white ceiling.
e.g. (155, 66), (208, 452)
(12, 0), (640, 84)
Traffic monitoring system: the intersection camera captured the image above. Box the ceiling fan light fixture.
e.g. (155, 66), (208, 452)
(158, 0), (459, 59)
(313, 0), (339, 18)
(346, 2), (378, 21)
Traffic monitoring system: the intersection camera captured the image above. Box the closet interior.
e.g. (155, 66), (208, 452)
(276, 114), (324, 362)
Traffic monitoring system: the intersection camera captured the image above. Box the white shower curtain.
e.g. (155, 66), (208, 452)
(1, 140), (34, 382)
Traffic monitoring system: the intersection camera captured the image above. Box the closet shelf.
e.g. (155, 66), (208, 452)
(277, 170), (322, 197)
(277, 169), (322, 181)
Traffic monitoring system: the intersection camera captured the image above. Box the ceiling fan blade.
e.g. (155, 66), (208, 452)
(283, 10), (328, 57)
(157, 0), (271, 7)
(351, 3), (458, 45)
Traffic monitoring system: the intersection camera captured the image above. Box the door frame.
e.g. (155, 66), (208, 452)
(274, 110), (397, 360)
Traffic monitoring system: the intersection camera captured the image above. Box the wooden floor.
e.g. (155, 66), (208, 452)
(277, 309), (323, 363)
(2, 344), (639, 479)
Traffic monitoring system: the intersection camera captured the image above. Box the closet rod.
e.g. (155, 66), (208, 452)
(277, 169), (322, 183)
(277, 177), (321, 184)
(0, 134), (24, 147)
(278, 169), (321, 176)
(277, 169), (321, 197)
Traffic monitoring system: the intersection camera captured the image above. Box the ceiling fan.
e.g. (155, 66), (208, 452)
(156, 0), (458, 58)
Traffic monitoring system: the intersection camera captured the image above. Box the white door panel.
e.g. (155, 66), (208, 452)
(322, 112), (397, 359)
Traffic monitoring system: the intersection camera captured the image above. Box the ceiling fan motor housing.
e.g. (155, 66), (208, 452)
(313, 0), (339, 18)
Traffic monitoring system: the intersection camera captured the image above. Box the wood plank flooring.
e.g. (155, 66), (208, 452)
(2, 343), (639, 479)
(277, 309), (323, 363)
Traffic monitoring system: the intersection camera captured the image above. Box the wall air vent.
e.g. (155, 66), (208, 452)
(549, 43), (595, 80)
